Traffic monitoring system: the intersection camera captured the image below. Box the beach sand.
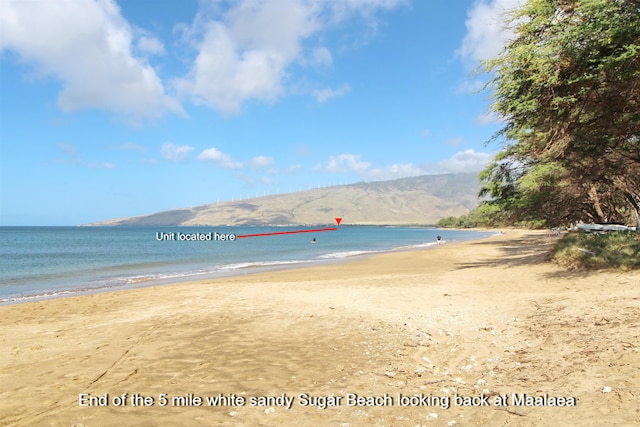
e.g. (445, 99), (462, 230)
(1, 230), (639, 426)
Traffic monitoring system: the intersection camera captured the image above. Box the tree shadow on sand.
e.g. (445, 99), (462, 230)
(453, 233), (593, 279)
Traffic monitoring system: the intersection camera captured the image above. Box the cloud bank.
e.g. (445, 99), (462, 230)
(175, 0), (406, 115)
(316, 149), (493, 181)
(1, 0), (407, 118)
(0, 0), (183, 120)
(459, 0), (525, 64)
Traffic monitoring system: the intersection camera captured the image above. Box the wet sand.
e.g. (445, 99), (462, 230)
(1, 230), (638, 426)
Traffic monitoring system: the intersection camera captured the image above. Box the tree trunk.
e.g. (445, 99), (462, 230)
(625, 192), (640, 227)
(588, 185), (606, 223)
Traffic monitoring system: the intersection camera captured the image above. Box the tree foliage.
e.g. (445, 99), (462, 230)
(552, 231), (640, 270)
(480, 0), (640, 227)
(436, 203), (508, 228)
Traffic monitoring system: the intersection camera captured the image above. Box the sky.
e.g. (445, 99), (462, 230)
(0, 0), (524, 226)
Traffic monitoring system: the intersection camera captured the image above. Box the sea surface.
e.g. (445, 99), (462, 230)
(0, 226), (496, 304)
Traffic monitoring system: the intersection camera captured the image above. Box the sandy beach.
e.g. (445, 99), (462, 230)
(1, 230), (638, 426)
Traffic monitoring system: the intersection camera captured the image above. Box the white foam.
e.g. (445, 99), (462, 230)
(318, 250), (378, 259)
(393, 241), (438, 250)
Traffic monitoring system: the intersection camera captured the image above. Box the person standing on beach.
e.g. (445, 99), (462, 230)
(436, 235), (442, 245)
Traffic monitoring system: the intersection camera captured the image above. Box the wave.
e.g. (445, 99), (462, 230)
(1, 228), (498, 305)
(0, 259), (313, 305)
(317, 250), (379, 259)
(392, 241), (438, 250)
(319, 241), (440, 259)
(1, 289), (80, 304)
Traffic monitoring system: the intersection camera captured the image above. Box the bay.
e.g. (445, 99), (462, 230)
(0, 226), (495, 304)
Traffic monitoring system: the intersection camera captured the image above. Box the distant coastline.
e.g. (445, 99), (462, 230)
(82, 173), (480, 227)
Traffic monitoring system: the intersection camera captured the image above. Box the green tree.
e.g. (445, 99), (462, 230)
(480, 0), (640, 227)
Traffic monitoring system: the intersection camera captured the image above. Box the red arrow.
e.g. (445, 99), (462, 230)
(236, 227), (338, 239)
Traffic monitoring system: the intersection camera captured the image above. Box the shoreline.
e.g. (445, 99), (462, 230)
(0, 229), (497, 307)
(1, 229), (638, 426)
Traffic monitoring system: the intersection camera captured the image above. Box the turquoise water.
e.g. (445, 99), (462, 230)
(0, 226), (495, 304)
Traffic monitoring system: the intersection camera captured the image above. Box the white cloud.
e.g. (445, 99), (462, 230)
(324, 153), (371, 173)
(0, 0), (183, 120)
(327, 0), (408, 23)
(175, 22), (287, 115)
(366, 150), (492, 179)
(250, 156), (274, 169)
(161, 142), (194, 161)
(312, 84), (351, 103)
(198, 147), (244, 169)
(421, 129), (431, 138)
(175, 0), (319, 115)
(137, 36), (165, 56)
(459, 0), (525, 63)
(175, 0), (406, 115)
(309, 46), (333, 67)
(0, 0), (406, 120)
(436, 149), (493, 172)
(367, 163), (424, 180)
(81, 160), (116, 169)
(316, 149), (493, 181)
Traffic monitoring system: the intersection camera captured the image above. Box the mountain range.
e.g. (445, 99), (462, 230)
(84, 173), (480, 226)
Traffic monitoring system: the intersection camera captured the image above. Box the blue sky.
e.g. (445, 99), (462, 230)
(0, 0), (522, 225)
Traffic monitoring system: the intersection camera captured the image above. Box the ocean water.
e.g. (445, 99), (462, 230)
(0, 226), (495, 304)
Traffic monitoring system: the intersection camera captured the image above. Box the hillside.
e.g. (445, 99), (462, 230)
(85, 173), (480, 226)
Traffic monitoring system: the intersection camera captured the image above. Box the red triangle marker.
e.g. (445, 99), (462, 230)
(335, 217), (342, 225)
